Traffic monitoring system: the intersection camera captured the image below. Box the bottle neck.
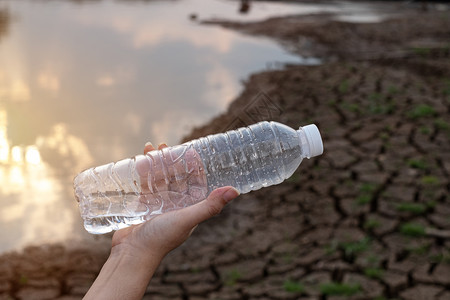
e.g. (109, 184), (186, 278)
(297, 129), (311, 159)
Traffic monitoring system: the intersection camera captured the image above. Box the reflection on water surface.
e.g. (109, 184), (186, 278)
(0, 0), (323, 252)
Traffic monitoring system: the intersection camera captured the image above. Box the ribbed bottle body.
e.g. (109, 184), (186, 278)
(190, 121), (304, 194)
(74, 121), (307, 234)
(74, 144), (208, 234)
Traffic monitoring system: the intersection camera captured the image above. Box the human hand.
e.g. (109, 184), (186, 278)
(85, 143), (239, 300)
(111, 142), (240, 261)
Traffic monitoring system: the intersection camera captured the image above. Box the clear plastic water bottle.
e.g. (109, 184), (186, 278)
(74, 121), (323, 234)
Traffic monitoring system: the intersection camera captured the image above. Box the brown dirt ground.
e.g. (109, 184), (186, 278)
(1, 4), (450, 300)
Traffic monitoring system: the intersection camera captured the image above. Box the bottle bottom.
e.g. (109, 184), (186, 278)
(83, 215), (147, 234)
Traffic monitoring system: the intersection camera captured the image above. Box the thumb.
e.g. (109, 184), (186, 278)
(182, 186), (240, 228)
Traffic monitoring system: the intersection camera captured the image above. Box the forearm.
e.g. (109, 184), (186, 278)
(84, 245), (163, 300)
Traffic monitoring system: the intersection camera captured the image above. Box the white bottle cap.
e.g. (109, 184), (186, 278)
(302, 124), (323, 158)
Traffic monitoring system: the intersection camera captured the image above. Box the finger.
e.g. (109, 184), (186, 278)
(158, 145), (187, 191)
(143, 143), (169, 192)
(179, 186), (240, 229)
(144, 142), (155, 154)
(158, 143), (168, 150)
(163, 146), (186, 179)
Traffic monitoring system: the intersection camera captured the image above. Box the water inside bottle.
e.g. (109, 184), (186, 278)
(75, 145), (209, 233)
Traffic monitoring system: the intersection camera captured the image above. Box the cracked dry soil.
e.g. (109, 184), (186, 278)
(1, 6), (450, 300)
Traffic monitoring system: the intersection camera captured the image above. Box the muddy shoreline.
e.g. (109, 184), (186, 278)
(2, 6), (450, 300)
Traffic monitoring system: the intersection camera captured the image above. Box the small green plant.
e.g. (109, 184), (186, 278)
(339, 80), (349, 93)
(423, 189), (438, 201)
(366, 254), (380, 266)
(434, 119), (450, 131)
(419, 126), (431, 135)
(366, 93), (395, 115)
(407, 104), (436, 119)
(379, 132), (390, 141)
(356, 194), (371, 205)
(283, 280), (305, 293)
(224, 269), (242, 286)
(325, 240), (339, 255)
(369, 102), (395, 115)
(364, 218), (381, 230)
(340, 237), (371, 258)
(282, 253), (294, 263)
(364, 267), (384, 279)
(319, 282), (361, 296)
(429, 252), (450, 264)
(421, 175), (440, 185)
(19, 274), (28, 285)
(412, 47), (431, 56)
(369, 93), (383, 101)
(360, 183), (377, 194)
(426, 200), (437, 209)
(400, 223), (426, 237)
(387, 85), (399, 95)
(407, 158), (428, 170)
(395, 203), (427, 214)
(407, 243), (430, 255)
(341, 102), (360, 113)
(356, 183), (377, 206)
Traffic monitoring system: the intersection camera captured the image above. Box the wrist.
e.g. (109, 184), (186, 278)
(84, 244), (163, 300)
(110, 242), (164, 271)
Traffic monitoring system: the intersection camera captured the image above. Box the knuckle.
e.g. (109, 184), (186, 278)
(207, 202), (222, 217)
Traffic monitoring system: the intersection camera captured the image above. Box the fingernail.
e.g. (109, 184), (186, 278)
(145, 142), (153, 147)
(188, 225), (198, 237)
(223, 187), (240, 203)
